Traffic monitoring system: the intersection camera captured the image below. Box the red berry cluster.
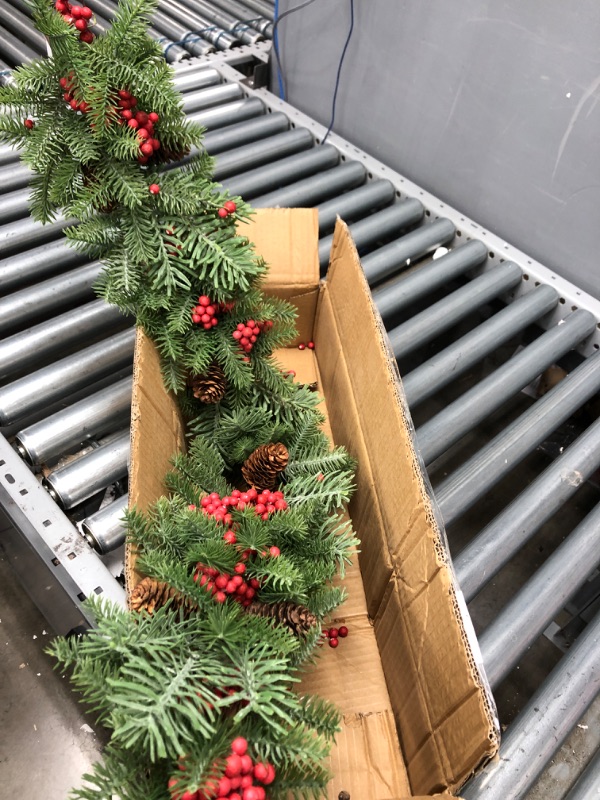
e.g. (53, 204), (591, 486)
(193, 562), (260, 607)
(59, 73), (90, 113)
(297, 341), (315, 351)
(199, 489), (288, 524)
(322, 625), (349, 649)
(116, 94), (161, 164)
(170, 738), (275, 800)
(217, 200), (237, 219)
(192, 295), (219, 329)
(232, 320), (273, 355)
(54, 2), (94, 43)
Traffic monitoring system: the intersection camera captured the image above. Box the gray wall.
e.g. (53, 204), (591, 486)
(275, 0), (600, 298)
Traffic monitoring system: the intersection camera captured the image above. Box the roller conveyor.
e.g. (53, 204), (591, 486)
(0, 40), (599, 800)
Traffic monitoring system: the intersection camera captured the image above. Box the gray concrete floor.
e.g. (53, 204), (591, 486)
(0, 549), (105, 799)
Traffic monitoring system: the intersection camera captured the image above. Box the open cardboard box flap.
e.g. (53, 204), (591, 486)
(129, 209), (499, 799)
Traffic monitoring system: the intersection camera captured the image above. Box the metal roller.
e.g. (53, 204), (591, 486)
(372, 239), (488, 320)
(0, 261), (102, 336)
(0, 298), (131, 382)
(189, 97), (265, 130)
(234, 0), (274, 20)
(0, 163), (31, 195)
(202, 112), (289, 155)
(0, 215), (74, 258)
(181, 83), (244, 114)
(221, 144), (340, 199)
(1, 3), (47, 54)
(455, 416), (600, 605)
(362, 217), (456, 285)
(0, 185), (30, 223)
(175, 0), (264, 45)
(43, 430), (130, 510)
(0, 60), (12, 86)
(388, 261), (522, 359)
(0, 142), (19, 167)
(478, 499), (600, 689)
(0, 238), (87, 294)
(416, 309), (596, 465)
(82, 495), (128, 554)
(143, 9), (215, 57)
(435, 348), (600, 525)
(461, 610), (600, 800)
(213, 128), (313, 180)
(402, 284), (559, 407)
(563, 747), (600, 800)
(0, 23), (39, 65)
(0, 328), (135, 426)
(253, 161), (367, 210)
(14, 376), (132, 465)
(318, 199), (424, 269)
(172, 68), (221, 93)
(158, 0), (242, 50)
(211, 0), (273, 36)
(86, 0), (194, 61)
(317, 179), (396, 234)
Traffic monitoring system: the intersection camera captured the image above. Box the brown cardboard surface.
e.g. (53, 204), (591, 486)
(128, 209), (497, 799)
(317, 219), (498, 793)
(241, 209), (320, 345)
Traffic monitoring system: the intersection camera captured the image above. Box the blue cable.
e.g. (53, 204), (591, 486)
(322, 0), (355, 145)
(273, 0), (286, 100)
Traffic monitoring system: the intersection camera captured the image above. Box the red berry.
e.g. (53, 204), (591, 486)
(217, 777), (231, 797)
(269, 546), (280, 558)
(225, 754), (243, 778)
(214, 591), (227, 603)
(231, 736), (248, 756)
(243, 789), (260, 800)
(298, 343), (306, 350)
(149, 111), (159, 122)
(240, 754), (253, 773)
(263, 765), (276, 785)
(253, 764), (268, 783)
(129, 96), (138, 106)
(63, 91), (72, 102)
(181, 792), (198, 800)
(69, 99), (79, 110)
(230, 795), (242, 800)
(71, 5), (82, 16)
(307, 341), (315, 349)
(141, 142), (155, 156)
(79, 30), (94, 42)
(329, 637), (339, 648)
(137, 127), (149, 139)
(245, 587), (255, 600)
(74, 18), (87, 29)
(218, 207), (228, 218)
(234, 562), (246, 574)
(63, 14), (74, 23)
(149, 183), (160, 194)
(127, 118), (138, 129)
(59, 77), (68, 88)
(240, 776), (253, 789)
(121, 109), (133, 120)
(81, 6), (93, 18)
(23, 119), (34, 129)
(215, 575), (228, 590)
(224, 200), (237, 213)
(338, 625), (349, 637)
(55, 1), (67, 10)
(224, 531), (237, 544)
(151, 137), (161, 150)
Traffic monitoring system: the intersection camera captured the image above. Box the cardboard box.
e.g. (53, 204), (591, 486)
(128, 209), (499, 799)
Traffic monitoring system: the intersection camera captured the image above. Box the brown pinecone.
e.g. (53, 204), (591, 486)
(245, 600), (317, 637)
(129, 577), (197, 617)
(241, 443), (289, 491)
(188, 364), (227, 404)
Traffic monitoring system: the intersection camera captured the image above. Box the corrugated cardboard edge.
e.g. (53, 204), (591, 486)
(320, 218), (500, 792)
(126, 326), (187, 598)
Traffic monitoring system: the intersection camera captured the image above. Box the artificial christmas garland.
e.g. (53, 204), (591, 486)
(0, 1), (359, 798)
